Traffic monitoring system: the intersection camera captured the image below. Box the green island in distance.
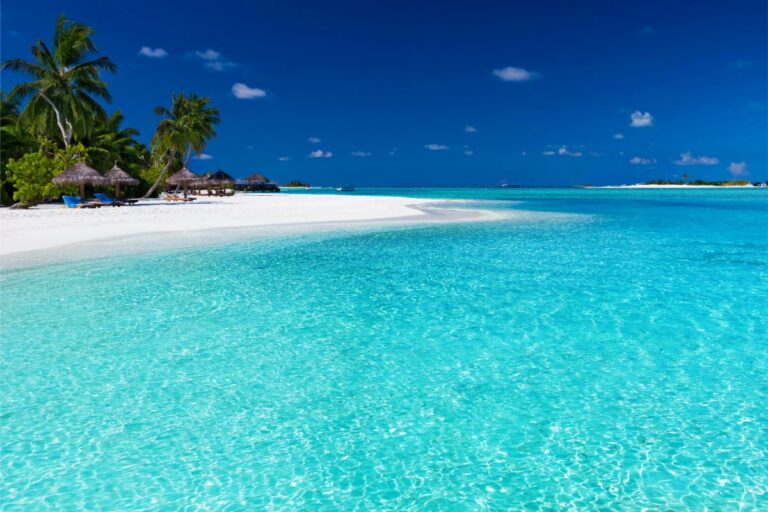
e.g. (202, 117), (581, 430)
(643, 179), (761, 186)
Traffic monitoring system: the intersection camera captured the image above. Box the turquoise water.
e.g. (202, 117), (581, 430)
(2, 188), (767, 510)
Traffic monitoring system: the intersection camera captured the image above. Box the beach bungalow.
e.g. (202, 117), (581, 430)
(240, 173), (280, 192)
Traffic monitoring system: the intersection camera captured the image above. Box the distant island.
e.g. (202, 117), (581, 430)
(283, 180), (311, 188)
(583, 179), (766, 189)
(642, 179), (759, 186)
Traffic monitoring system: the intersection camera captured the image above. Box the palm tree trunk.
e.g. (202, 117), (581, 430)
(142, 157), (172, 198)
(39, 93), (72, 147)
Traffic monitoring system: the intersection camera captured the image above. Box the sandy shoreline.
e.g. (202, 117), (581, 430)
(0, 194), (496, 268)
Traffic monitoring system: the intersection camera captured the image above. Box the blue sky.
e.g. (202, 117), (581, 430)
(2, 0), (766, 185)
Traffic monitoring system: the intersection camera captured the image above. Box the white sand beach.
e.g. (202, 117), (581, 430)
(0, 194), (486, 262)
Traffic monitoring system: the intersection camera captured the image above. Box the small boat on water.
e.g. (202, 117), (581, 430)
(336, 185), (355, 192)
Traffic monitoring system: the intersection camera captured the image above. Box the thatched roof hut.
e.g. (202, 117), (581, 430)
(104, 164), (139, 199)
(245, 173), (269, 184)
(52, 162), (107, 201)
(209, 170), (235, 185)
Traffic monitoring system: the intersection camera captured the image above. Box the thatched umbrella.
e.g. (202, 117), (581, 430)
(104, 163), (139, 200)
(166, 167), (200, 198)
(52, 162), (107, 202)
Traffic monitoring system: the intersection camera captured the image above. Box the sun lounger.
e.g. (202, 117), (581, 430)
(62, 195), (82, 208)
(164, 193), (196, 202)
(63, 195), (103, 209)
(94, 193), (122, 206)
(93, 193), (137, 206)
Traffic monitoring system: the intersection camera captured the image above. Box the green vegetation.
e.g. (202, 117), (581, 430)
(0, 16), (220, 206)
(643, 179), (755, 186)
(144, 94), (220, 198)
(5, 139), (86, 204)
(284, 180), (310, 187)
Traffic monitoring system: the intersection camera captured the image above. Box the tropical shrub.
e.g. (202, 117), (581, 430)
(5, 139), (88, 204)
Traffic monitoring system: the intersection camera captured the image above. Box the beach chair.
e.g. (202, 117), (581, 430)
(62, 195), (82, 208)
(94, 193), (122, 206)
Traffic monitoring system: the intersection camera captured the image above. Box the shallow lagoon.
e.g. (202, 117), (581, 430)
(2, 188), (767, 509)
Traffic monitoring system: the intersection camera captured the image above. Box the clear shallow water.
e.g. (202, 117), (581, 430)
(2, 188), (767, 510)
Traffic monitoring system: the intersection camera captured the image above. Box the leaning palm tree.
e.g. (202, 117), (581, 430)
(1, 15), (116, 146)
(143, 93), (220, 198)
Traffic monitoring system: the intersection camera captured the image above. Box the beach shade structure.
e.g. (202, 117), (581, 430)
(166, 167), (201, 198)
(52, 162), (108, 203)
(209, 170), (235, 186)
(205, 170), (235, 196)
(241, 173), (279, 192)
(245, 173), (269, 185)
(104, 163), (139, 200)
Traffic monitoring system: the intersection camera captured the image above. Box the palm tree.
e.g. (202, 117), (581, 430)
(1, 15), (116, 146)
(86, 111), (146, 171)
(143, 93), (220, 198)
(0, 92), (33, 204)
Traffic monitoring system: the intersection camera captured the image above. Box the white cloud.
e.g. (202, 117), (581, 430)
(232, 83), (266, 99)
(425, 144), (449, 151)
(464, 125), (478, 133)
(195, 49), (221, 61)
(673, 152), (719, 166)
(278, 156), (291, 161)
(629, 156), (655, 165)
(308, 137), (321, 143)
(558, 146), (582, 157)
(542, 146), (582, 157)
(193, 49), (236, 71)
(464, 150), (474, 156)
(139, 46), (168, 58)
(630, 111), (653, 127)
(308, 150), (333, 158)
(389, 148), (397, 156)
(206, 61), (236, 71)
(613, 133), (624, 140)
(246, 145), (254, 149)
(543, 145), (582, 157)
(728, 161), (748, 176)
(193, 153), (213, 160)
(492, 66), (538, 82)
(522, 151), (528, 156)
(351, 151), (371, 157)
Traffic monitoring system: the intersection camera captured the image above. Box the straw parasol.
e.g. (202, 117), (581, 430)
(166, 167), (200, 198)
(104, 163), (139, 200)
(52, 162), (107, 202)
